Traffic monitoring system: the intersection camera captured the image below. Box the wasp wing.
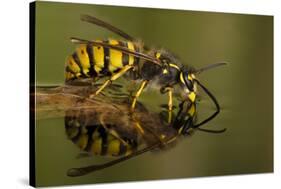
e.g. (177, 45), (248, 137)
(70, 37), (161, 66)
(81, 14), (135, 41)
(34, 84), (127, 120)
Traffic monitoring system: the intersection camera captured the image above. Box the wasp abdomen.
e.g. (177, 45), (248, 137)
(65, 39), (138, 82)
(66, 122), (137, 157)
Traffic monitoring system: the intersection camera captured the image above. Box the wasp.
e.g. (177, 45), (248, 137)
(64, 97), (226, 177)
(65, 14), (227, 123)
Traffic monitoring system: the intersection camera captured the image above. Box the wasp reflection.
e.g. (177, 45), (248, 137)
(65, 98), (226, 177)
(34, 85), (225, 177)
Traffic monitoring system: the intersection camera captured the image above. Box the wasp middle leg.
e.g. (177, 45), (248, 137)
(91, 65), (133, 97)
(167, 88), (173, 123)
(160, 87), (174, 123)
(131, 80), (149, 111)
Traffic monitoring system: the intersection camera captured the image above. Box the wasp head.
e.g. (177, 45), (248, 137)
(179, 70), (197, 103)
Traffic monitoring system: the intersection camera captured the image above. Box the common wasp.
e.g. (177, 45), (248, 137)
(65, 14), (227, 124)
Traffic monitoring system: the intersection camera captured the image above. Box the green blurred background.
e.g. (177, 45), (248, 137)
(34, 1), (273, 187)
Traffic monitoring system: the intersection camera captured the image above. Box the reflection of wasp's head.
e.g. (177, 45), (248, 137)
(171, 101), (226, 135)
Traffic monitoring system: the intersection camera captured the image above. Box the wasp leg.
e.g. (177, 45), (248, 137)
(99, 115), (130, 146)
(133, 120), (145, 135)
(167, 89), (173, 124)
(131, 80), (148, 111)
(131, 115), (167, 148)
(160, 87), (174, 123)
(91, 65), (133, 97)
(67, 143), (156, 177)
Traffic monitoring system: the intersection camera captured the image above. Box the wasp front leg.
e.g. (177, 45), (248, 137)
(160, 87), (174, 123)
(90, 65), (133, 98)
(131, 80), (148, 111)
(167, 88), (174, 123)
(167, 89), (173, 111)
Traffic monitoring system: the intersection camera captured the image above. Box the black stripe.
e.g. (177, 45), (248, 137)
(119, 40), (126, 47)
(121, 41), (129, 66)
(70, 127), (82, 143)
(101, 40), (110, 75)
(133, 43), (140, 66)
(98, 126), (108, 155)
(65, 66), (77, 75)
(86, 44), (97, 77)
(119, 142), (127, 155)
(84, 125), (98, 152)
(113, 68), (121, 73)
(72, 52), (86, 77)
(64, 116), (83, 142)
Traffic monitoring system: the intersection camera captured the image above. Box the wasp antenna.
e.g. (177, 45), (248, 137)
(70, 37), (86, 44)
(197, 127), (227, 134)
(193, 79), (220, 127)
(195, 62), (228, 74)
(67, 141), (162, 177)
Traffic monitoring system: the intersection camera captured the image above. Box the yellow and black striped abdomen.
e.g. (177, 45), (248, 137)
(65, 39), (138, 82)
(65, 121), (138, 157)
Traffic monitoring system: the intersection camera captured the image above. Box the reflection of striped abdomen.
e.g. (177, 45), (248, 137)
(65, 122), (137, 157)
(65, 39), (138, 82)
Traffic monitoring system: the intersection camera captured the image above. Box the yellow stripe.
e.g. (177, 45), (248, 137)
(107, 134), (115, 141)
(169, 63), (180, 70)
(67, 56), (81, 75)
(77, 134), (89, 150)
(107, 139), (120, 156)
(127, 41), (135, 65)
(188, 103), (196, 116)
(66, 56), (82, 79)
(156, 52), (161, 59)
(109, 39), (123, 72)
(92, 130), (100, 139)
(65, 72), (75, 81)
(125, 145), (133, 156)
(76, 44), (90, 76)
(91, 137), (102, 155)
(188, 92), (196, 102)
(93, 40), (104, 73)
(180, 72), (185, 83)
